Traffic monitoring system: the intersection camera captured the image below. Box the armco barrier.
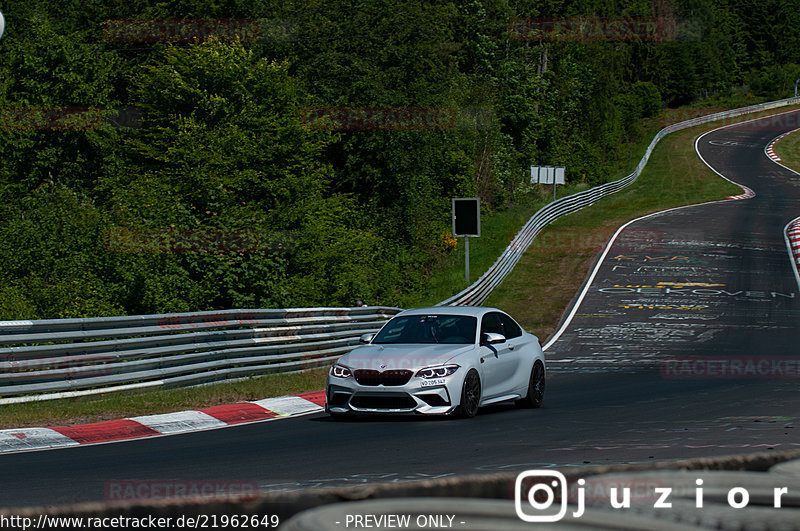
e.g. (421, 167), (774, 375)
(437, 96), (800, 307)
(0, 307), (400, 403)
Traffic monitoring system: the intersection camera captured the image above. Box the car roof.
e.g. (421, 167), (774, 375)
(395, 306), (501, 318)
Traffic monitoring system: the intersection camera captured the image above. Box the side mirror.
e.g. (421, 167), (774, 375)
(481, 332), (506, 345)
(359, 333), (375, 344)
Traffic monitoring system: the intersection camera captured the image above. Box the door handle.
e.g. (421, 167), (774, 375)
(508, 343), (515, 350)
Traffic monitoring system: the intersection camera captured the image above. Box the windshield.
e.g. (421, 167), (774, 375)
(373, 315), (477, 345)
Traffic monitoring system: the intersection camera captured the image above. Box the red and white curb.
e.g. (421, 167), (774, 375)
(766, 145), (781, 162)
(787, 218), (800, 289)
(726, 185), (755, 200)
(0, 390), (325, 454)
(765, 127), (800, 163)
(789, 220), (800, 262)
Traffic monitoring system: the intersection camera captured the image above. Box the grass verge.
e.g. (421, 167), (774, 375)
(0, 368), (328, 429)
(774, 127), (800, 172)
(2, 102), (797, 429)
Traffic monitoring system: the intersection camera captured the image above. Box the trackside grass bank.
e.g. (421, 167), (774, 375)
(774, 129), (800, 171)
(1, 103), (798, 429)
(0, 368), (330, 429)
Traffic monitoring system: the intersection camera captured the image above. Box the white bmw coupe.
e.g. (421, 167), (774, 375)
(325, 306), (545, 418)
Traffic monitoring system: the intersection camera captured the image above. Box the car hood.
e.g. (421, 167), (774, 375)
(338, 343), (475, 371)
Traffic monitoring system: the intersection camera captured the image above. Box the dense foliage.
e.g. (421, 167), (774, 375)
(0, 0), (797, 318)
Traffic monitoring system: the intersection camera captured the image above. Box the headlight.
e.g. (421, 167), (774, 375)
(415, 364), (459, 379)
(330, 364), (352, 378)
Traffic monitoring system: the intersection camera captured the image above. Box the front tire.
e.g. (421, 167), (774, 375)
(457, 369), (481, 418)
(517, 361), (545, 408)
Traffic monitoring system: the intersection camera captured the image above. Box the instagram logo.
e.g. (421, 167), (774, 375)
(514, 470), (569, 522)
(514, 470), (792, 522)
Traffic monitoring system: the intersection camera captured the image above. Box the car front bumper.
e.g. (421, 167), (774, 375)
(325, 374), (459, 415)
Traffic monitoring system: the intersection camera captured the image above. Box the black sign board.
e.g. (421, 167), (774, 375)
(452, 198), (480, 237)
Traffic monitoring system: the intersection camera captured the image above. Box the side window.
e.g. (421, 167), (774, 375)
(499, 313), (522, 339)
(480, 313), (504, 336)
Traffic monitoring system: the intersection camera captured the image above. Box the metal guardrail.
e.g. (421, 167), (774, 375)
(0, 307), (401, 403)
(437, 96), (800, 307)
(1, 97), (797, 403)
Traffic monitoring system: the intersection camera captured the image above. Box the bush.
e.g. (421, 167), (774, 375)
(632, 82), (663, 118)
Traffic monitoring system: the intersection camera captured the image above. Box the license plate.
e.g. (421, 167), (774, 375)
(420, 378), (447, 387)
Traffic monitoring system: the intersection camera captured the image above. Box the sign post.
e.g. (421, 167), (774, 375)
(452, 198), (480, 284)
(464, 235), (470, 284)
(530, 165), (566, 201)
